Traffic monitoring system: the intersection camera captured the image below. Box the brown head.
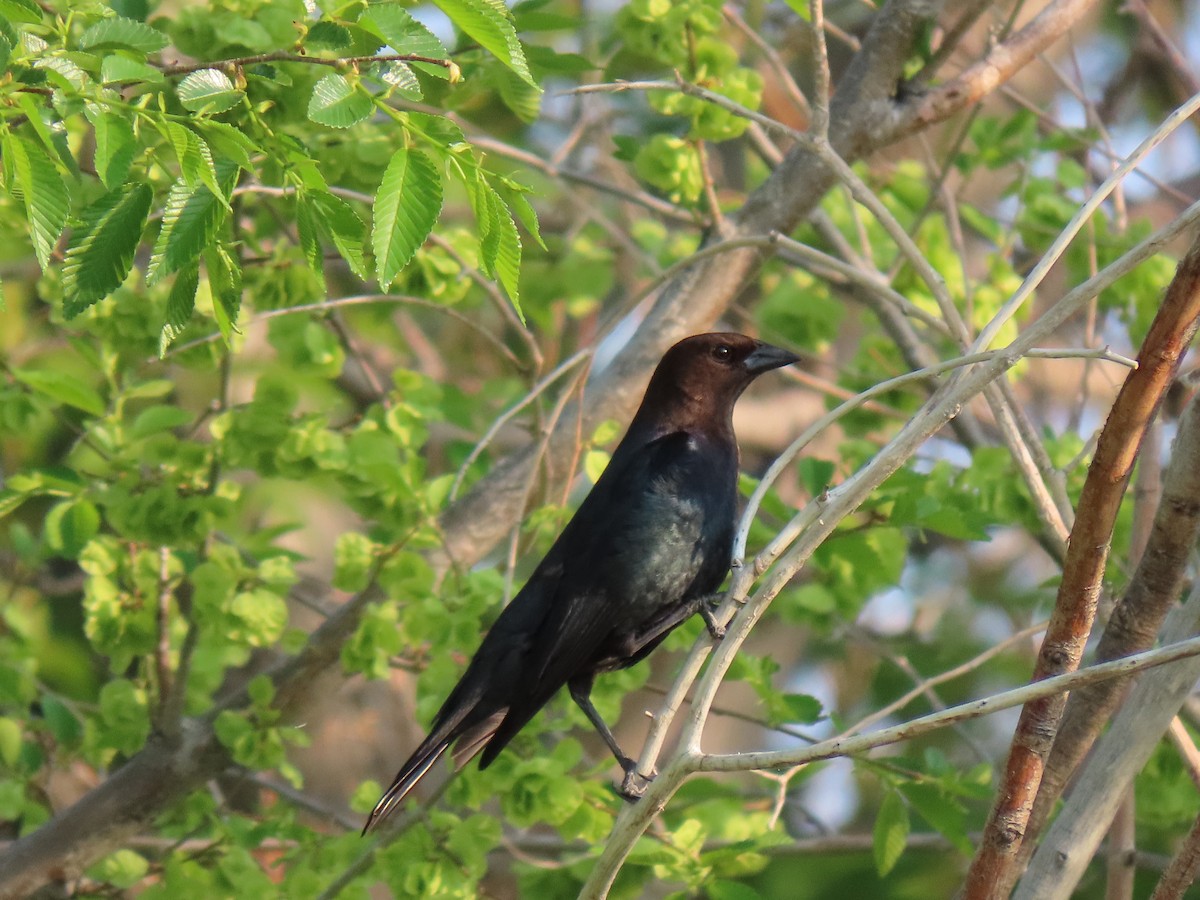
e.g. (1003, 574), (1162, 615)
(632, 333), (799, 435)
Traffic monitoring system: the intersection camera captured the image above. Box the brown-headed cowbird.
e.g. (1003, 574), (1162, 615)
(363, 332), (797, 833)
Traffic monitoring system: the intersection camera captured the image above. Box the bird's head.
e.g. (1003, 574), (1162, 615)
(636, 332), (799, 432)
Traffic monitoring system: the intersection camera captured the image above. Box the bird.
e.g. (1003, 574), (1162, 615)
(363, 332), (798, 833)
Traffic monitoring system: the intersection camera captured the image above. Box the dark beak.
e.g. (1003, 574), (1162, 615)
(744, 341), (800, 375)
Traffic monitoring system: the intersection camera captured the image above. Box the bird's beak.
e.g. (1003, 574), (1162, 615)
(744, 342), (800, 375)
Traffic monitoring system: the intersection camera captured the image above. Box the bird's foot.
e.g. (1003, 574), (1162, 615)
(699, 597), (726, 640)
(617, 760), (655, 801)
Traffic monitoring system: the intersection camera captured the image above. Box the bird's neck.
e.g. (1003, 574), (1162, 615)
(631, 383), (735, 441)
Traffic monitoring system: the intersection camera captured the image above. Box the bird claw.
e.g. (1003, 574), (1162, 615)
(618, 762), (654, 801)
(699, 598), (726, 640)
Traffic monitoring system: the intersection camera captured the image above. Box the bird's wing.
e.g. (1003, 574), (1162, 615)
(523, 430), (701, 698)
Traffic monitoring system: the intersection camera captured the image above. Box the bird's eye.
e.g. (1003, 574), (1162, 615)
(712, 344), (732, 362)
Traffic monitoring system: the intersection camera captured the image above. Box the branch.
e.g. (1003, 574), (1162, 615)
(964, 230), (1200, 899)
(1015, 389), (1200, 868)
(155, 51), (456, 77)
(698, 634), (1200, 773)
(892, 0), (1101, 137)
(1015, 579), (1200, 899)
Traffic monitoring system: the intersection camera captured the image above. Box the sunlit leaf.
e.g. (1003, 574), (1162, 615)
(372, 148), (442, 288)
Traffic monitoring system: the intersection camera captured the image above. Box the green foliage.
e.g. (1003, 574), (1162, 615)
(0, 1), (1187, 898)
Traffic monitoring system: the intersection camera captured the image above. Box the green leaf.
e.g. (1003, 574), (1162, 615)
(305, 20), (351, 50)
(372, 148), (442, 288)
(205, 244), (242, 345)
(296, 192), (323, 278)
(41, 696), (81, 745)
(147, 161), (239, 284)
(88, 849), (148, 890)
(14, 94), (74, 178)
(177, 68), (244, 114)
(307, 73), (373, 128)
(780, 692), (822, 724)
(130, 404), (192, 438)
(873, 789), (910, 876)
(334, 532), (377, 591)
(0, 718), (21, 767)
(13, 368), (105, 416)
(362, 4), (448, 58)
(377, 61), (422, 100)
(100, 54), (165, 84)
(706, 882), (765, 900)
(311, 190), (368, 279)
(97, 679), (149, 754)
(898, 781), (972, 855)
(62, 184), (152, 318)
(496, 66), (541, 122)
(798, 457), (835, 496)
(3, 135), (68, 271)
(35, 55), (89, 90)
(194, 120), (260, 171)
(491, 198), (522, 319)
(0, 0), (40, 24)
(298, 189), (369, 281)
(159, 263), (199, 356)
(79, 16), (168, 52)
(89, 111), (137, 189)
(432, 0), (537, 87)
(44, 499), (100, 557)
(163, 122), (224, 203)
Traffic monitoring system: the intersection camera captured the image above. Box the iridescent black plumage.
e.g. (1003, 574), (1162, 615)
(364, 333), (797, 833)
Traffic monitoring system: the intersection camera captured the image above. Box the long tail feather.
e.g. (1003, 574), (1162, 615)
(362, 733), (451, 834)
(449, 710), (505, 770)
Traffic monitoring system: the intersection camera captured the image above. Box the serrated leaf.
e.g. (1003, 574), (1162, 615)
(492, 199), (522, 320)
(377, 60), (421, 100)
(0, 0), (40, 24)
(147, 161), (239, 284)
(159, 263), (199, 356)
(177, 68), (243, 114)
(13, 368), (105, 416)
(16, 93), (76, 176)
(498, 182), (545, 249)
(3, 134), (68, 271)
(873, 790), (910, 876)
(362, 4), (447, 58)
(163, 122), (224, 204)
(205, 244), (241, 344)
(296, 192), (323, 279)
(372, 148), (442, 288)
(89, 111), (136, 189)
(307, 73), (373, 128)
(305, 20), (351, 50)
(496, 66), (540, 122)
(79, 16), (168, 52)
(194, 120), (259, 170)
(468, 172), (502, 271)
(62, 184), (152, 318)
(433, 0), (537, 87)
(100, 55), (164, 84)
(310, 190), (368, 279)
(34, 55), (89, 90)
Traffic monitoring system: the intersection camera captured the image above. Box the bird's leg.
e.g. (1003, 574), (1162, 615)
(568, 675), (653, 800)
(697, 593), (727, 640)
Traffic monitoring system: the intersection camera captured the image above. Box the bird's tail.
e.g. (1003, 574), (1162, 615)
(361, 707), (507, 834)
(362, 728), (452, 834)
